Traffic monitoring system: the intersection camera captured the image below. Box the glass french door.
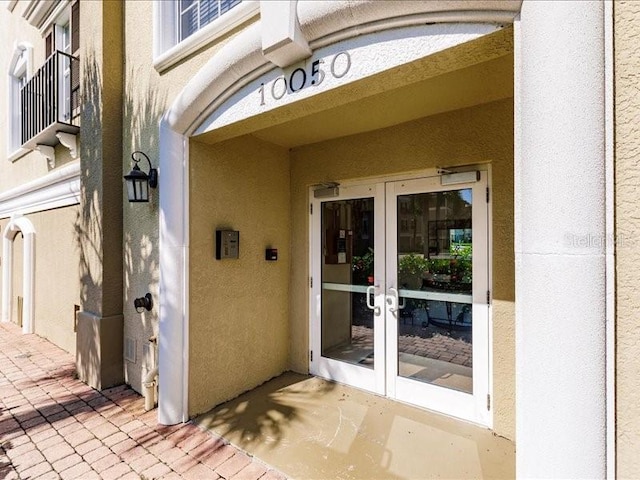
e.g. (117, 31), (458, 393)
(310, 172), (490, 425)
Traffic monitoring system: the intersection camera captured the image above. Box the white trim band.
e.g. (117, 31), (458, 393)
(0, 161), (81, 219)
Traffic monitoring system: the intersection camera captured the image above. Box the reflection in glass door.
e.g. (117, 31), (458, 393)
(395, 189), (474, 393)
(310, 173), (490, 425)
(321, 198), (375, 368)
(386, 173), (489, 425)
(310, 183), (386, 395)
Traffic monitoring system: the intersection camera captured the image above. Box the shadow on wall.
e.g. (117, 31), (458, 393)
(73, 51), (104, 382)
(122, 63), (166, 385)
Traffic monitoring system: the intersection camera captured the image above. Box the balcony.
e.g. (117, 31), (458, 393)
(20, 51), (80, 151)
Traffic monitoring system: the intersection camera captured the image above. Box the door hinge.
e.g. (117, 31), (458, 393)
(487, 290), (491, 305)
(487, 394), (491, 411)
(310, 350), (313, 362)
(486, 187), (490, 203)
(310, 277), (313, 288)
(310, 203), (313, 214)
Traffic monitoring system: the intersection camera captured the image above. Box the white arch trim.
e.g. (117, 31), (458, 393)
(165, 0), (522, 135)
(158, 0), (522, 426)
(2, 214), (36, 334)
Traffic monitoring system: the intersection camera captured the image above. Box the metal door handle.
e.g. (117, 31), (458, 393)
(366, 285), (381, 316)
(388, 287), (399, 314)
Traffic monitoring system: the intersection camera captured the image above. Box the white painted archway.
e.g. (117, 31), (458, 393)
(157, 1), (612, 477)
(2, 214), (36, 334)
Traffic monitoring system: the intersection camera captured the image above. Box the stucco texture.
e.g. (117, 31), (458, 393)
(288, 98), (515, 439)
(615, 1), (640, 476)
(30, 207), (82, 355)
(188, 135), (291, 415)
(122, 0), (259, 394)
(0, 4), (83, 356)
(3, 207), (81, 355)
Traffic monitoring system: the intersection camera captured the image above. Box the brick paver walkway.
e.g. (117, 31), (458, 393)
(0, 323), (286, 480)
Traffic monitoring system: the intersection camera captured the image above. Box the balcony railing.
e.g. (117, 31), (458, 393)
(20, 51), (79, 149)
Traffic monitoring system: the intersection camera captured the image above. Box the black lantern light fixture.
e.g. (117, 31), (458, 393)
(124, 151), (158, 202)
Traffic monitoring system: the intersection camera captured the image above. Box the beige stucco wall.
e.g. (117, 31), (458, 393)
(11, 233), (24, 326)
(79, 0), (123, 319)
(614, 1), (640, 476)
(289, 98), (515, 440)
(0, 207), (80, 354)
(0, 4), (84, 357)
(30, 206), (82, 355)
(188, 135), (291, 415)
(122, 0), (260, 394)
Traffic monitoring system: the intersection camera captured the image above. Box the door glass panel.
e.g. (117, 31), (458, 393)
(321, 198), (375, 368)
(396, 189), (473, 393)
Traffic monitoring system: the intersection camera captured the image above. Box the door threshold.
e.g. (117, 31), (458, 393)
(195, 372), (514, 480)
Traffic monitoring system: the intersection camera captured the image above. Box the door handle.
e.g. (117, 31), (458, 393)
(366, 285), (381, 316)
(388, 287), (399, 314)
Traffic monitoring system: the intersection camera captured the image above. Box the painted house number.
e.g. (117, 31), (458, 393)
(258, 51), (352, 106)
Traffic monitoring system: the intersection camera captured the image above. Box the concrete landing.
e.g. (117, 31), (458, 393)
(195, 372), (515, 479)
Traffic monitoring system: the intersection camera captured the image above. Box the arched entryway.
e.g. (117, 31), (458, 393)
(2, 215), (36, 334)
(156, 1), (610, 477)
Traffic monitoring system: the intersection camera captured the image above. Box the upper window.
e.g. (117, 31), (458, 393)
(154, 0), (259, 72)
(178, 0), (242, 42)
(7, 43), (32, 159)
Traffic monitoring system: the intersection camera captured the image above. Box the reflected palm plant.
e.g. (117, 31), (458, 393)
(398, 253), (472, 290)
(352, 247), (374, 285)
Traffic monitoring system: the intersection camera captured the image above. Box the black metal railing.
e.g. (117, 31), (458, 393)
(20, 51), (79, 146)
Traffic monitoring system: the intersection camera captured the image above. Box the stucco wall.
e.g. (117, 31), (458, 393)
(614, 1), (640, 476)
(123, 0), (260, 394)
(30, 206), (82, 355)
(187, 135), (291, 415)
(0, 3), (83, 356)
(289, 98), (515, 439)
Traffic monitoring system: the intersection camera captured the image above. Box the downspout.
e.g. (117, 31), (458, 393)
(143, 335), (159, 411)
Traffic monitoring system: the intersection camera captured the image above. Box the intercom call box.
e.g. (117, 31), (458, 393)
(215, 230), (239, 259)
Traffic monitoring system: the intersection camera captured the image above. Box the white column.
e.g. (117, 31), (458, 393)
(515, 1), (606, 478)
(158, 121), (190, 425)
(22, 232), (35, 334)
(1, 230), (12, 323)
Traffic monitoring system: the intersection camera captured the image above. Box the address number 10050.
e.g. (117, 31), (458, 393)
(259, 51), (352, 106)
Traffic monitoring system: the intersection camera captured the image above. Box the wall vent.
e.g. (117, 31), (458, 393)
(124, 337), (136, 363)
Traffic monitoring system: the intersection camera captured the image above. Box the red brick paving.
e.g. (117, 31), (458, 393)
(352, 323), (473, 367)
(0, 323), (286, 479)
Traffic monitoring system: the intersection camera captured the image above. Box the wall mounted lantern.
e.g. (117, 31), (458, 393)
(124, 151), (158, 202)
(134, 293), (153, 313)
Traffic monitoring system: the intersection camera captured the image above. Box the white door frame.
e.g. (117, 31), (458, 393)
(385, 172), (491, 426)
(308, 170), (491, 426)
(309, 182), (386, 395)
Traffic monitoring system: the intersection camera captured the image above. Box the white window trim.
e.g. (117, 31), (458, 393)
(22, 0), (59, 29)
(153, 0), (259, 73)
(7, 42), (33, 162)
(40, 0), (71, 35)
